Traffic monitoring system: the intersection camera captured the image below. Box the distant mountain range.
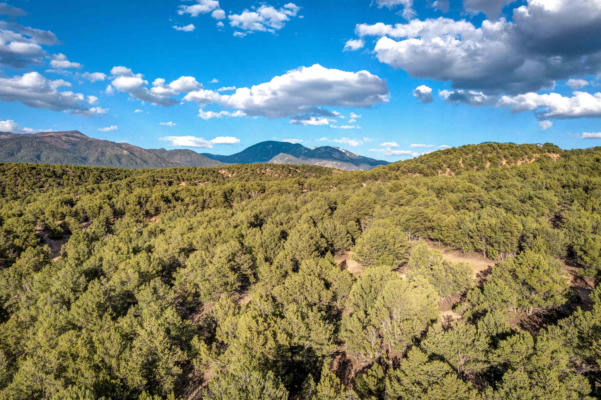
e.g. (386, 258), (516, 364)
(201, 141), (387, 170)
(0, 131), (387, 170)
(0, 131), (223, 169)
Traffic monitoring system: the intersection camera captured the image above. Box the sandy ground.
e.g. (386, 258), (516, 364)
(238, 293), (252, 306)
(423, 241), (493, 279)
(334, 243), (493, 279)
(335, 251), (364, 275)
(440, 309), (462, 324)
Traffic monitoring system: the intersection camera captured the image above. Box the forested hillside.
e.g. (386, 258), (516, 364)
(0, 143), (600, 399)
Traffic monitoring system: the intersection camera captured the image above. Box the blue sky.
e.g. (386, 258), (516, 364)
(1, 0), (600, 160)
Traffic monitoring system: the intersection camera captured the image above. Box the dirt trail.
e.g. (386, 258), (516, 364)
(422, 241), (494, 279)
(35, 225), (69, 262)
(425, 241), (595, 309)
(440, 309), (462, 325)
(562, 263), (595, 308)
(421, 242), (495, 323)
(336, 240), (593, 318)
(335, 251), (364, 275)
(335, 244), (494, 279)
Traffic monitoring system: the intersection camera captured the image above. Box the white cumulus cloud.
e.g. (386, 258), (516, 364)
(0, 119), (18, 131)
(161, 135), (240, 148)
(374, 0), (415, 20)
(291, 116), (331, 126)
(348, 112), (361, 123)
(173, 24), (196, 32)
(413, 85), (433, 103)
(178, 0), (220, 17)
(198, 109), (245, 119)
(355, 0), (601, 100)
(440, 89), (495, 106)
(0, 21), (58, 68)
(82, 72), (106, 82)
(344, 39), (364, 51)
(332, 124), (361, 130)
(98, 125), (118, 132)
(539, 120), (553, 130)
(0, 119), (42, 133)
(229, 3), (300, 36)
(50, 53), (81, 69)
(184, 64), (389, 122)
(211, 9), (225, 19)
(211, 136), (240, 144)
(110, 66), (202, 106)
(0, 71), (105, 115)
(497, 91), (601, 119)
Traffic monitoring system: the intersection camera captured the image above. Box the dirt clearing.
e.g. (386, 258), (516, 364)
(335, 251), (364, 275)
(423, 241), (493, 279)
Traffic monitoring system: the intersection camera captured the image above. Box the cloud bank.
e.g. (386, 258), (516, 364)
(184, 64), (389, 122)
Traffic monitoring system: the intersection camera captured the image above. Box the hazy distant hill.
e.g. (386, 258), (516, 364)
(147, 148), (225, 168)
(0, 131), (222, 169)
(0, 132), (387, 170)
(202, 141), (388, 170)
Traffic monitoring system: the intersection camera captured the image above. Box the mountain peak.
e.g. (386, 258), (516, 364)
(36, 130), (87, 138)
(202, 140), (387, 170)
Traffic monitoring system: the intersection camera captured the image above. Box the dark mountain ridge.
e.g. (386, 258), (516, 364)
(203, 141), (311, 163)
(0, 131), (222, 169)
(0, 132), (387, 170)
(202, 140), (388, 170)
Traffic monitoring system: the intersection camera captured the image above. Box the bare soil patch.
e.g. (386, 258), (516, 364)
(440, 309), (462, 326)
(335, 251), (364, 275)
(36, 225), (69, 260)
(422, 241), (493, 280)
(238, 292), (252, 306)
(562, 263), (595, 309)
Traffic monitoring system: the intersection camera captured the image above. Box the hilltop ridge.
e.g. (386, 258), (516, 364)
(373, 142), (564, 177)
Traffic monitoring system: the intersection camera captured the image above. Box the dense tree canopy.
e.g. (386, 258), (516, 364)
(0, 143), (600, 399)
